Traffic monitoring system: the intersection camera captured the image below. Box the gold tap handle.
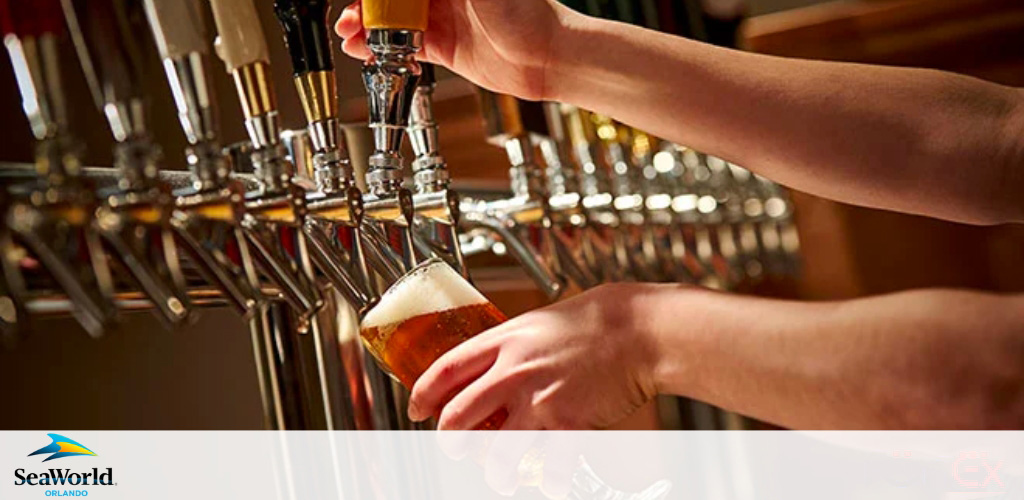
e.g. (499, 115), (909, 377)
(562, 105), (598, 149)
(478, 89), (527, 141)
(589, 112), (624, 145)
(362, 0), (430, 31)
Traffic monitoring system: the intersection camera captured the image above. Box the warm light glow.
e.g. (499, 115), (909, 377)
(653, 151), (675, 174)
(646, 194), (672, 211)
(672, 194), (698, 213)
(697, 195), (718, 214)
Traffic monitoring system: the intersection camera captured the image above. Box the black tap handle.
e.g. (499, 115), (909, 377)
(273, 0), (333, 76)
(419, 61), (436, 87)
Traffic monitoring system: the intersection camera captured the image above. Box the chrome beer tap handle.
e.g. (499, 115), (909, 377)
(407, 63), (447, 191)
(625, 126), (687, 283)
(273, 0), (376, 301)
(473, 90), (601, 298)
(590, 114), (662, 283)
(208, 0), (327, 327)
(561, 104), (635, 283)
(63, 0), (195, 328)
(406, 62), (468, 277)
(540, 102), (605, 289)
(143, 0), (268, 315)
(357, 22), (424, 279)
(1, 0), (120, 336)
(362, 29), (421, 198)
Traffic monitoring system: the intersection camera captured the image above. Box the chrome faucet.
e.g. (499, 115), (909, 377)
(406, 62), (469, 276)
(467, 90), (569, 300)
(1, 0), (119, 337)
(561, 104), (637, 283)
(145, 0), (297, 431)
(61, 0), (195, 330)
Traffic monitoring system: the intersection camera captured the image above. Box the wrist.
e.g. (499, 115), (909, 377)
(618, 283), (693, 398)
(541, 2), (591, 102)
(632, 285), (715, 398)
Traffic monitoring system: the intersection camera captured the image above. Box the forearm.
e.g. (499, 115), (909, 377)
(638, 286), (1024, 429)
(546, 7), (1024, 225)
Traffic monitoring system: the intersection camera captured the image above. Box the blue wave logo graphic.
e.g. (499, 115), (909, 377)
(28, 434), (97, 462)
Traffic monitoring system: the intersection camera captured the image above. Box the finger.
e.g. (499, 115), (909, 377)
(540, 433), (580, 500)
(436, 366), (512, 430)
(340, 30), (371, 60)
(484, 413), (539, 496)
(334, 0), (363, 39)
(409, 329), (505, 421)
(434, 430), (480, 461)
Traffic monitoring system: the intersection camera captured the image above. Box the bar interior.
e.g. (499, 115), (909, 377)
(0, 0), (1022, 433)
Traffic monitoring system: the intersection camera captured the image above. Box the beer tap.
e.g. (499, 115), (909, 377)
(144, 0), (296, 431)
(357, 0), (425, 275)
(1, 0), (119, 337)
(61, 0), (194, 329)
(589, 113), (665, 282)
(141, 0), (261, 318)
(539, 102), (613, 289)
(663, 145), (741, 289)
(272, 0), (374, 312)
(637, 135), (710, 284)
(210, 0), (377, 431)
(561, 104), (636, 282)
(470, 91), (605, 297)
(623, 125), (694, 283)
(404, 62), (469, 276)
(204, 0), (326, 332)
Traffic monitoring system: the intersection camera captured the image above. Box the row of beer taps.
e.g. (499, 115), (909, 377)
(0, 0), (799, 430)
(463, 91), (801, 300)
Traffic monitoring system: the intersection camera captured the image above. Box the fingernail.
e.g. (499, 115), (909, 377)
(407, 402), (422, 421)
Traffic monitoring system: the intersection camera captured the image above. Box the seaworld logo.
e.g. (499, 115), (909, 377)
(28, 434), (96, 462)
(14, 434), (115, 490)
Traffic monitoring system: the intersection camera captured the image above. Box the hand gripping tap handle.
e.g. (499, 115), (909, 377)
(360, 0), (426, 196)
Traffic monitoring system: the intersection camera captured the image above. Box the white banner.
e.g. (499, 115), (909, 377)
(1, 431), (1021, 499)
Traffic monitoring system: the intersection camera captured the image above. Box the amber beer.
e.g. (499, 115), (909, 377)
(360, 259), (508, 428)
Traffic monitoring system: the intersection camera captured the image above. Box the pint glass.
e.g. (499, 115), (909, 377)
(359, 258), (508, 428)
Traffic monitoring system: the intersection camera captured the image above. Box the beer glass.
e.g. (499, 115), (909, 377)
(359, 258), (508, 428)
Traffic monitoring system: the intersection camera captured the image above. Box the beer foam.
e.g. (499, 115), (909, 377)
(362, 260), (489, 328)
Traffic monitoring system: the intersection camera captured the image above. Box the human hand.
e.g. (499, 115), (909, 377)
(408, 284), (662, 430)
(334, 0), (574, 100)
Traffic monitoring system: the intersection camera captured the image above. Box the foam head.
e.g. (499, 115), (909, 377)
(362, 259), (488, 329)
